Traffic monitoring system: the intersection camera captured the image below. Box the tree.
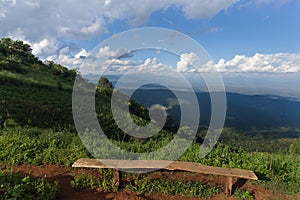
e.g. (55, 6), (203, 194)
(97, 77), (112, 89)
(96, 76), (113, 95)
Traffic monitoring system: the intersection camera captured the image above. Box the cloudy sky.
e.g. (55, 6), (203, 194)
(1, 0), (300, 96)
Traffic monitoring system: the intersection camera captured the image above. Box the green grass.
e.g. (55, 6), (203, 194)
(70, 170), (220, 198)
(0, 171), (58, 200)
(70, 173), (116, 191)
(179, 143), (300, 194)
(0, 126), (299, 196)
(233, 189), (255, 200)
(0, 127), (89, 166)
(125, 177), (220, 198)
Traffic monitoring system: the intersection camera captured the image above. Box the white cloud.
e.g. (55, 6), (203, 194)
(176, 52), (199, 72)
(0, 0), (239, 58)
(97, 46), (130, 59)
(59, 47), (70, 56)
(0, 0), (239, 40)
(252, 0), (292, 6)
(75, 48), (90, 59)
(174, 0), (239, 19)
(47, 47), (89, 69)
(135, 57), (167, 72)
(80, 20), (104, 35)
(31, 39), (59, 58)
(78, 46), (171, 74)
(79, 46), (137, 73)
(55, 55), (83, 68)
(201, 53), (300, 73)
(5, 0), (294, 71)
(6, 28), (31, 45)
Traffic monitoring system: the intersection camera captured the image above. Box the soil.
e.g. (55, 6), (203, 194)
(1, 164), (298, 200)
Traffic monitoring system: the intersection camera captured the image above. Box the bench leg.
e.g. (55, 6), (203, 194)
(112, 169), (121, 189)
(226, 176), (233, 196)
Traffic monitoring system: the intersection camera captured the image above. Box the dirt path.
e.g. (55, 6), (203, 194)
(2, 164), (296, 200)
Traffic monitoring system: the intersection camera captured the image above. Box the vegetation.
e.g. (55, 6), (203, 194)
(233, 189), (255, 200)
(0, 126), (299, 195)
(0, 38), (300, 198)
(0, 171), (58, 200)
(125, 176), (220, 198)
(71, 173), (115, 191)
(0, 127), (89, 165)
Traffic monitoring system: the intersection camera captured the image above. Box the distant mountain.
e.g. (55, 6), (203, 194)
(119, 87), (300, 130)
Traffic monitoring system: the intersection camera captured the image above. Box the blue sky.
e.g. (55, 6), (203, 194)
(1, 0), (300, 70)
(1, 0), (300, 97)
(69, 1), (300, 61)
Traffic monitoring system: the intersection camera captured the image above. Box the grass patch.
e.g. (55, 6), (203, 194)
(0, 171), (58, 200)
(126, 177), (220, 198)
(0, 127), (89, 166)
(70, 173), (116, 191)
(233, 189), (255, 200)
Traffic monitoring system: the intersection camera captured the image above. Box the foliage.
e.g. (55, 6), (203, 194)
(0, 171), (58, 200)
(0, 127), (89, 165)
(233, 189), (255, 200)
(70, 173), (116, 191)
(289, 139), (300, 155)
(96, 76), (112, 94)
(0, 126), (299, 195)
(205, 127), (300, 154)
(126, 177), (219, 197)
(179, 143), (300, 194)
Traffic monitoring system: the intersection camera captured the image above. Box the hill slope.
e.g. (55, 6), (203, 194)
(0, 38), (172, 139)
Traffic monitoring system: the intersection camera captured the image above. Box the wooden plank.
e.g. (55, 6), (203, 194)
(226, 176), (233, 196)
(112, 169), (120, 189)
(72, 158), (258, 180)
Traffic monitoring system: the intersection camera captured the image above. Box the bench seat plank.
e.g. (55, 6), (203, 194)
(72, 158), (258, 180)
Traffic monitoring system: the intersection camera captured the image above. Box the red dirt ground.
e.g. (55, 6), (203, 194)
(1, 164), (298, 200)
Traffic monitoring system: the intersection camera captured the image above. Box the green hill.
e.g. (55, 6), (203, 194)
(0, 38), (299, 199)
(0, 38), (173, 139)
(0, 38), (80, 129)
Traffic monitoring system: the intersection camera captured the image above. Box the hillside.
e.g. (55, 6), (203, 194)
(0, 38), (76, 129)
(0, 38), (299, 200)
(0, 38), (171, 137)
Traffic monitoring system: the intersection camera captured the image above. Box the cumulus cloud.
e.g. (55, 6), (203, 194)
(62, 46), (300, 74)
(75, 48), (90, 59)
(82, 56), (166, 74)
(201, 53), (300, 73)
(0, 0), (239, 40)
(76, 45), (173, 74)
(80, 20), (104, 35)
(176, 52), (199, 72)
(2, 0), (293, 70)
(0, 0), (240, 60)
(47, 47), (89, 69)
(31, 39), (59, 58)
(97, 46), (130, 59)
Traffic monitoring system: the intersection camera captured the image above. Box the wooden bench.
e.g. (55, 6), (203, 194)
(72, 158), (258, 196)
